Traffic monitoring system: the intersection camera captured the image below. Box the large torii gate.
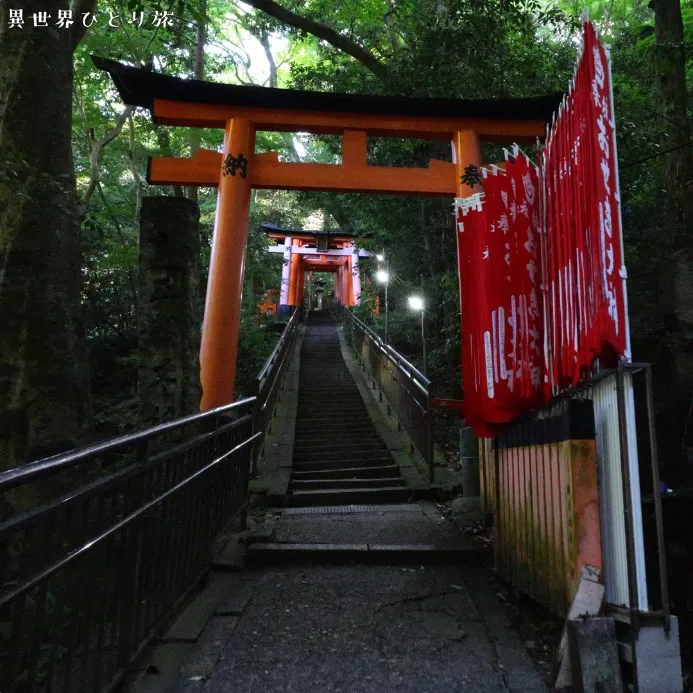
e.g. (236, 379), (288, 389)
(95, 56), (561, 410)
(260, 223), (373, 318)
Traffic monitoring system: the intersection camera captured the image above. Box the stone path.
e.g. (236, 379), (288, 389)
(287, 311), (409, 506)
(126, 311), (548, 693)
(129, 504), (548, 693)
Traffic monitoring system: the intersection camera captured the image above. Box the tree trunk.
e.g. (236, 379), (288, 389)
(650, 0), (693, 249)
(137, 198), (202, 426)
(187, 0), (207, 203)
(0, 0), (90, 470)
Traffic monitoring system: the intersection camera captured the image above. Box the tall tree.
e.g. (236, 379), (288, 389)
(650, 0), (693, 249)
(0, 0), (95, 471)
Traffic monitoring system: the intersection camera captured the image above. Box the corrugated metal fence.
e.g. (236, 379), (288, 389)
(479, 366), (663, 617)
(491, 398), (601, 616)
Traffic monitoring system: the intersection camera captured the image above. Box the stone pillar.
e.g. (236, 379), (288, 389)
(138, 197), (202, 425)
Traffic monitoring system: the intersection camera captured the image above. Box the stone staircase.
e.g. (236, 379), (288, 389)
(286, 310), (410, 506)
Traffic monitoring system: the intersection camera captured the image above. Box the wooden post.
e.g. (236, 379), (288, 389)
(199, 117), (254, 410)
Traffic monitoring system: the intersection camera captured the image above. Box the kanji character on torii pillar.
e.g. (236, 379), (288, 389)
(95, 56), (560, 410)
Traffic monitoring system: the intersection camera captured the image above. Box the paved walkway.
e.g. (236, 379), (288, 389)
(127, 313), (548, 692)
(129, 505), (548, 693)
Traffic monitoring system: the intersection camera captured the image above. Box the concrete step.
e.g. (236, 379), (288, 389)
(294, 440), (386, 452)
(295, 407), (363, 414)
(293, 429), (378, 438)
(294, 441), (386, 452)
(295, 413), (368, 422)
(245, 542), (477, 566)
(293, 448), (388, 463)
(290, 477), (406, 490)
(296, 402), (368, 419)
(285, 487), (410, 506)
(292, 464), (401, 480)
(293, 437), (383, 448)
(293, 457), (394, 471)
(294, 424), (375, 433)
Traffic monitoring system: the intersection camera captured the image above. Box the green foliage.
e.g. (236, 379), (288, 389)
(67, 0), (691, 437)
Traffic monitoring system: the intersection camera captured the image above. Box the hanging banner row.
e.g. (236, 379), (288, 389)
(456, 22), (627, 437)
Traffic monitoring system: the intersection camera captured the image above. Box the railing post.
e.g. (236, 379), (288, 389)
(408, 365), (414, 454)
(117, 472), (146, 668)
(615, 365), (640, 628)
(251, 379), (262, 479)
(427, 387), (434, 484)
(644, 364), (670, 630)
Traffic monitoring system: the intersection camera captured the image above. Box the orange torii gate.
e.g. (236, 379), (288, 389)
(95, 56), (561, 411)
(260, 223), (373, 318)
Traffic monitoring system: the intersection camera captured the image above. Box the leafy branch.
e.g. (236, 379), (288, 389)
(240, 0), (388, 79)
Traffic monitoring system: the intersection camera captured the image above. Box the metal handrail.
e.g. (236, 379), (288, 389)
(256, 307), (300, 385)
(338, 306), (434, 482)
(251, 306), (302, 471)
(349, 311), (429, 386)
(0, 395), (258, 693)
(0, 398), (254, 493)
(0, 431), (262, 611)
(0, 308), (305, 692)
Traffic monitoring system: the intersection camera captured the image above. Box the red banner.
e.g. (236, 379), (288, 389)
(456, 22), (628, 437)
(456, 152), (543, 435)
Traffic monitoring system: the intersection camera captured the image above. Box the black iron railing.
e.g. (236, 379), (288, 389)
(0, 398), (259, 693)
(252, 306), (302, 472)
(339, 307), (434, 481)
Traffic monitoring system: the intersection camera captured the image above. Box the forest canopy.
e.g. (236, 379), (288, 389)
(0, 0), (691, 469)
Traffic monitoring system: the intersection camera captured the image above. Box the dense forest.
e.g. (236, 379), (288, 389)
(0, 0), (691, 476)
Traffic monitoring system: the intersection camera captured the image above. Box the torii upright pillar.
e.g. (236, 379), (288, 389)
(287, 242), (301, 307)
(351, 245), (362, 305)
(296, 261), (305, 307)
(343, 261), (351, 306)
(278, 236), (293, 321)
(199, 118), (254, 411)
(335, 265), (342, 305)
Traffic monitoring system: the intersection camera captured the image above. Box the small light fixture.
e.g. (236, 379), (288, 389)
(376, 270), (389, 283)
(376, 254), (384, 262)
(408, 295), (424, 311)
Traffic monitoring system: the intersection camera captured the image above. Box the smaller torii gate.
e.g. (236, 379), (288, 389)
(260, 223), (372, 319)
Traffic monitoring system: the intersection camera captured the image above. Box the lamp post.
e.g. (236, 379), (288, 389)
(376, 268), (389, 346)
(407, 295), (426, 377)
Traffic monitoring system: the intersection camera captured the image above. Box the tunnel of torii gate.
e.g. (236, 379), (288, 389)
(259, 223), (374, 319)
(95, 56), (562, 411)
